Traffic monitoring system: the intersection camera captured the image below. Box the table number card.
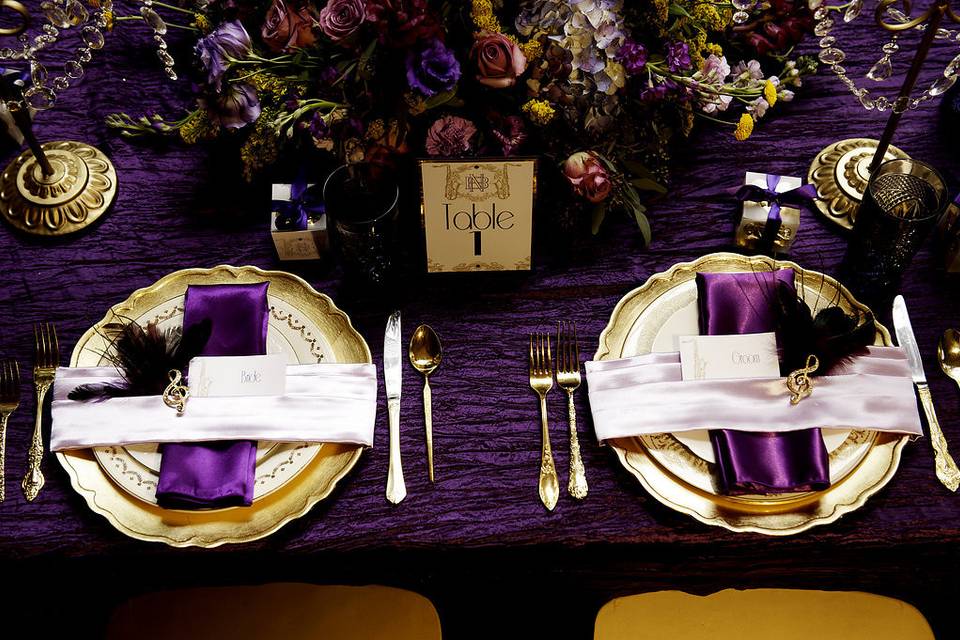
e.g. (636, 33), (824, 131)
(419, 158), (536, 272)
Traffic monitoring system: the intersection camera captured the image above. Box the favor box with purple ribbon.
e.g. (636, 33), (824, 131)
(270, 182), (328, 261)
(735, 171), (808, 254)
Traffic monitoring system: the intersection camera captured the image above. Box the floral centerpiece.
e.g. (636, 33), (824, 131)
(105, 0), (817, 243)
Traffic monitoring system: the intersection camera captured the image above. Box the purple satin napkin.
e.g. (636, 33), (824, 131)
(696, 269), (830, 494)
(155, 282), (269, 509)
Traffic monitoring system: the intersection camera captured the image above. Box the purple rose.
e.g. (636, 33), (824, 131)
(618, 39), (648, 75)
(209, 82), (261, 129)
(318, 0), (366, 43)
(425, 115), (477, 157)
(666, 41), (691, 72)
(406, 38), (460, 97)
(196, 20), (252, 91)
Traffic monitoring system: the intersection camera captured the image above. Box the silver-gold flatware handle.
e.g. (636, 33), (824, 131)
(538, 396), (559, 511)
(565, 391), (588, 499)
(918, 383), (960, 492)
(22, 380), (50, 502)
(386, 398), (406, 504)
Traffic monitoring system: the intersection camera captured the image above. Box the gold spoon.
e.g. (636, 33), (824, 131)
(939, 328), (960, 390)
(409, 324), (442, 482)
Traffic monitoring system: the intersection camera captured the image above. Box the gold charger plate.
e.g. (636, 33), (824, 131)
(595, 253), (909, 535)
(57, 265), (371, 547)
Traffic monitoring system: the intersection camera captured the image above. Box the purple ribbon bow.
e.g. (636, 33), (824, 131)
(734, 174), (819, 224)
(272, 175), (324, 231)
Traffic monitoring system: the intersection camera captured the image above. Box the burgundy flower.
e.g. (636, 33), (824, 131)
(318, 0), (366, 43)
(490, 114), (527, 156)
(563, 151), (612, 203)
(366, 0), (441, 48)
(261, 0), (320, 53)
(471, 33), (527, 89)
(425, 116), (477, 157)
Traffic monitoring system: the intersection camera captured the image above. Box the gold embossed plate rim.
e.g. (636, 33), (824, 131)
(57, 265), (371, 547)
(595, 253), (908, 535)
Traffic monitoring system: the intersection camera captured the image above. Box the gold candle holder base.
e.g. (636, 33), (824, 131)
(0, 140), (117, 236)
(807, 138), (909, 231)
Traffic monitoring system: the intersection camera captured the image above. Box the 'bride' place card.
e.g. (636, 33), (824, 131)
(419, 158), (536, 272)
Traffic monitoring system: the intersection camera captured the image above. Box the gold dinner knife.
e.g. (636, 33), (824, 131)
(893, 295), (960, 492)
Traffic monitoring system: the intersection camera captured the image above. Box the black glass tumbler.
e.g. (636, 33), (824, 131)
(842, 158), (947, 299)
(323, 163), (401, 287)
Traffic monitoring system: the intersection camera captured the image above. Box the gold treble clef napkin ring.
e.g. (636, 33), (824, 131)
(786, 355), (819, 405)
(162, 369), (189, 414)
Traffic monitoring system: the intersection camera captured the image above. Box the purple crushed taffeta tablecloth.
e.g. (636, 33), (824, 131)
(0, 22), (958, 638)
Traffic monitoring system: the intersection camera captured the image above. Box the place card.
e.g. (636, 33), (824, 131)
(187, 354), (287, 398)
(678, 332), (780, 381)
(419, 158), (536, 272)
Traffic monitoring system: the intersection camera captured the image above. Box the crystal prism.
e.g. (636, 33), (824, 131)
(930, 75), (957, 96)
(814, 19), (834, 36)
(30, 61), (47, 86)
(818, 47), (845, 65)
(140, 7), (167, 35)
(64, 60), (84, 79)
(844, 0), (863, 22)
(23, 85), (55, 110)
(81, 26), (104, 49)
(40, 1), (71, 29)
(65, 0), (89, 26)
(867, 57), (892, 81)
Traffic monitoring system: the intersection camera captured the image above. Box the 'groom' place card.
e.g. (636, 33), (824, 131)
(419, 158), (536, 272)
(678, 332), (780, 381)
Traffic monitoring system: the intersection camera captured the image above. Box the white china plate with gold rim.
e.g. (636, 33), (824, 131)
(80, 290), (328, 506)
(58, 265), (371, 547)
(595, 253), (909, 535)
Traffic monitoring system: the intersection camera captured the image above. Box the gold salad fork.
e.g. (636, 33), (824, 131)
(23, 323), (58, 502)
(529, 332), (559, 511)
(557, 321), (588, 499)
(0, 359), (21, 503)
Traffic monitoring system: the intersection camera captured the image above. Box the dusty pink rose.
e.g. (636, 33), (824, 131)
(563, 151), (612, 203)
(425, 116), (478, 157)
(318, 0), (366, 43)
(261, 0), (320, 53)
(470, 33), (527, 89)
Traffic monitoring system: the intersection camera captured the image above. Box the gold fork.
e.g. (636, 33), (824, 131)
(22, 323), (58, 502)
(557, 321), (588, 500)
(0, 359), (21, 503)
(529, 332), (559, 511)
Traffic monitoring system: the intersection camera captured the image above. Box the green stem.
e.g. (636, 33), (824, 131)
(150, 1), (197, 16)
(114, 15), (198, 31)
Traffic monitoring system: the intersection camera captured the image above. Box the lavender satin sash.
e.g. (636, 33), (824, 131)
(697, 270), (831, 494)
(155, 282), (269, 509)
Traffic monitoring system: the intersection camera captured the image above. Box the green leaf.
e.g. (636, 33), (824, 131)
(623, 160), (655, 180)
(423, 88), (458, 110)
(591, 203), (607, 235)
(630, 178), (667, 194)
(632, 204), (652, 246)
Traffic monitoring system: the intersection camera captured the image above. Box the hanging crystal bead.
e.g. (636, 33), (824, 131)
(819, 36), (836, 48)
(874, 96), (890, 111)
(30, 61), (47, 86)
(0, 49), (10, 60)
(867, 57), (893, 81)
(814, 7), (829, 20)
(844, 0), (863, 22)
(893, 96), (910, 113)
(52, 77), (69, 91)
(814, 19), (834, 36)
(23, 85), (56, 110)
(882, 41), (899, 55)
(154, 35), (167, 50)
(77, 47), (92, 63)
(140, 6), (167, 34)
(81, 26), (105, 49)
(157, 49), (175, 67)
(818, 47), (845, 65)
(64, 60), (84, 79)
(164, 68), (178, 81)
(65, 0), (89, 26)
(42, 24), (59, 37)
(930, 75), (957, 96)
(886, 7), (909, 22)
(946, 53), (960, 78)
(858, 90), (875, 110)
(936, 28), (952, 39)
(40, 2), (71, 29)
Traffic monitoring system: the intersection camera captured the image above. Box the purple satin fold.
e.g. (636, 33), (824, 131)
(155, 282), (269, 509)
(696, 269), (830, 495)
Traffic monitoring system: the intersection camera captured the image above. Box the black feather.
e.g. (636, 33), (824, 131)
(774, 281), (875, 375)
(68, 319), (211, 401)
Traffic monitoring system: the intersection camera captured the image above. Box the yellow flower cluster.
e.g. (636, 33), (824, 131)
(692, 3), (725, 31)
(522, 99), (555, 126)
(179, 109), (217, 145)
(470, 0), (502, 34)
(194, 13), (212, 34)
(249, 72), (296, 99)
(734, 113), (754, 141)
(520, 38), (544, 61)
(103, 10), (114, 31)
(240, 108), (279, 181)
(763, 79), (778, 107)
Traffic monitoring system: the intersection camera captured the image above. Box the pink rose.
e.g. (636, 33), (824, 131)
(470, 33), (527, 89)
(261, 0), (320, 53)
(318, 0), (366, 43)
(563, 151), (612, 203)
